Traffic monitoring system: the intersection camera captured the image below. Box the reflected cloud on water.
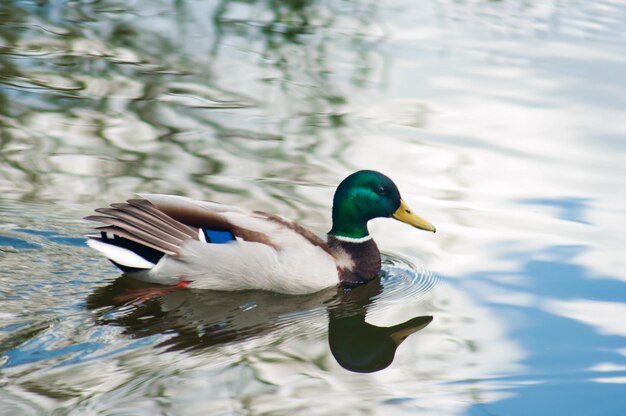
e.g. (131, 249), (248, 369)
(451, 243), (626, 415)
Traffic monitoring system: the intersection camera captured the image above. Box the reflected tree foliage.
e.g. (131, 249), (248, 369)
(0, 0), (383, 205)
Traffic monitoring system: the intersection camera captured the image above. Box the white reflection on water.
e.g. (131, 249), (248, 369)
(545, 299), (626, 337)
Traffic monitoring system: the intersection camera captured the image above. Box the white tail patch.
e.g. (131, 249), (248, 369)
(87, 239), (156, 269)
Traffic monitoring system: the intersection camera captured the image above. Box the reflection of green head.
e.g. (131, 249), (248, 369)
(329, 170), (402, 239)
(328, 313), (433, 373)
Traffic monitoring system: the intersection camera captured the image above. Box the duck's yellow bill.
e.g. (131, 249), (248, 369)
(392, 199), (436, 233)
(390, 316), (433, 345)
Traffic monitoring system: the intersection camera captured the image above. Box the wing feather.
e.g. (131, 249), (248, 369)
(94, 207), (183, 246)
(84, 215), (181, 255)
(140, 194), (279, 249)
(116, 200), (197, 240)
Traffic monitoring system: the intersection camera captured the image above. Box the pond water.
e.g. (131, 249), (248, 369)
(1, 0), (626, 415)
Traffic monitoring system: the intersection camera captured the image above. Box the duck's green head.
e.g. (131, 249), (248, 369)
(329, 170), (436, 239)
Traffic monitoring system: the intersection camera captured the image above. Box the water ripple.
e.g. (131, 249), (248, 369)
(376, 252), (439, 307)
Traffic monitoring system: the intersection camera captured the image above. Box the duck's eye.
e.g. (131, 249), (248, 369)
(375, 186), (386, 195)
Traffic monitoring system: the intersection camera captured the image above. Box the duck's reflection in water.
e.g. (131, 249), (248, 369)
(87, 276), (432, 373)
(328, 279), (433, 373)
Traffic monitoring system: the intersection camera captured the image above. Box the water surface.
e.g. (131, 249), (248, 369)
(1, 1), (626, 415)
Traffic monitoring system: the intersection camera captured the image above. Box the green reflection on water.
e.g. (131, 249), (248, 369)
(0, 0), (382, 203)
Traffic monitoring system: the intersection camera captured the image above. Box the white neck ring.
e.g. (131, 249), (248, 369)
(331, 234), (372, 243)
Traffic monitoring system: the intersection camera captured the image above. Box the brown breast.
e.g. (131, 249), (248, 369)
(327, 236), (381, 287)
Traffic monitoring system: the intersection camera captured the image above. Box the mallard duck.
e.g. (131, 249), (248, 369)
(85, 170), (436, 294)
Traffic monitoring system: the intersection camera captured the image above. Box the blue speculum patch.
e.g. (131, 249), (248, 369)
(202, 229), (236, 244)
